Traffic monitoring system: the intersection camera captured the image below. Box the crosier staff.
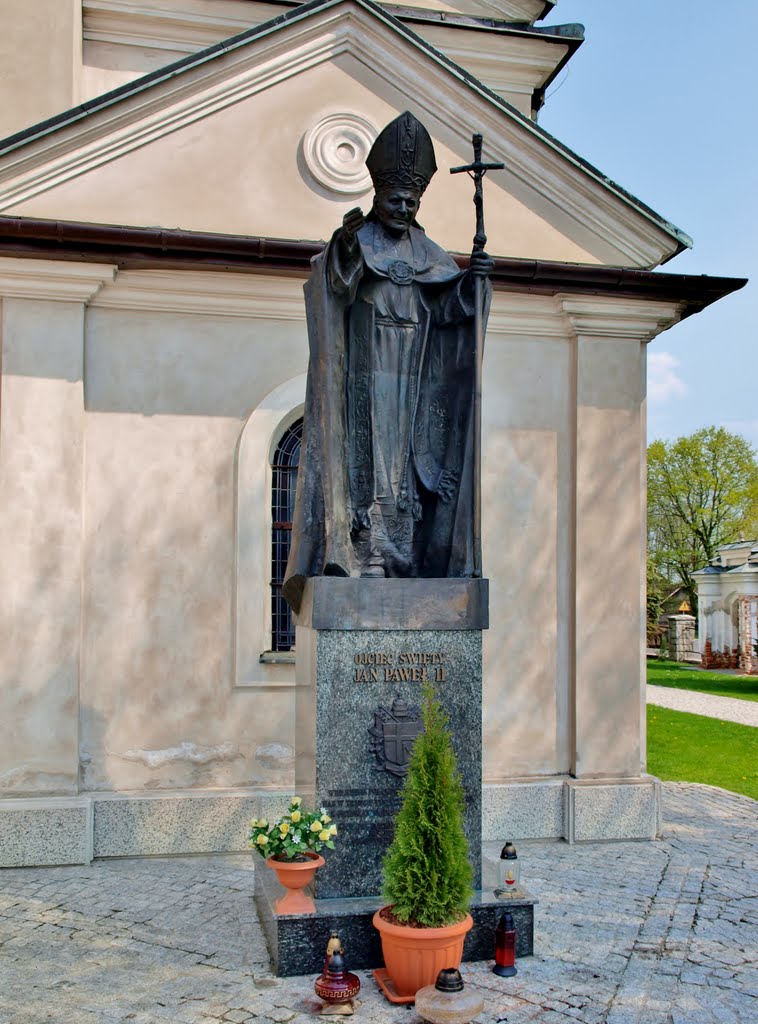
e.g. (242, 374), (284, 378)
(450, 134), (503, 578)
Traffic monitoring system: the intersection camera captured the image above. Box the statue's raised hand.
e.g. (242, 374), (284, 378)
(342, 207), (366, 241)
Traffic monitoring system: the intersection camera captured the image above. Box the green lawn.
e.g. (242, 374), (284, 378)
(647, 705), (758, 801)
(647, 659), (758, 702)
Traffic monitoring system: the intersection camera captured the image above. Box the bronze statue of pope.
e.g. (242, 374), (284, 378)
(284, 111), (493, 611)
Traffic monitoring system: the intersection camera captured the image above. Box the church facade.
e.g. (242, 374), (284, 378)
(0, 0), (744, 864)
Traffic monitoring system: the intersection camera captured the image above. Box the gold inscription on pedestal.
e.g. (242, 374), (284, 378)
(352, 652), (446, 683)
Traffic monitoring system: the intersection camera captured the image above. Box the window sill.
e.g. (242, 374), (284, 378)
(259, 650), (296, 665)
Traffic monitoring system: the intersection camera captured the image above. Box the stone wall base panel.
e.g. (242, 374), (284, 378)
(482, 778), (565, 840)
(0, 777), (662, 865)
(0, 797), (93, 867)
(565, 776), (661, 844)
(92, 788), (292, 857)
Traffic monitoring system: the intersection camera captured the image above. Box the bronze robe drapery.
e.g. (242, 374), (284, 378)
(283, 219), (489, 612)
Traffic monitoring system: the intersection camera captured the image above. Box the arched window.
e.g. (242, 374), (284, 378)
(271, 418), (303, 651)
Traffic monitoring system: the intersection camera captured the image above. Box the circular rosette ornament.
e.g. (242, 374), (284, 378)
(303, 113), (376, 195)
(388, 259), (415, 285)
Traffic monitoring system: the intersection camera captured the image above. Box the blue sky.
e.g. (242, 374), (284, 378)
(539, 0), (756, 450)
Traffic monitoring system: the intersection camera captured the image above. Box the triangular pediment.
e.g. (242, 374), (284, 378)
(0, 0), (688, 268)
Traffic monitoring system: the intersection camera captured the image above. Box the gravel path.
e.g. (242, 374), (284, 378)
(647, 684), (758, 726)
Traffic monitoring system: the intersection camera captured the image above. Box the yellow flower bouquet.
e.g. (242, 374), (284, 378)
(248, 797), (338, 862)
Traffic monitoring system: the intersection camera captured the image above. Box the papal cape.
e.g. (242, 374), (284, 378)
(283, 220), (488, 612)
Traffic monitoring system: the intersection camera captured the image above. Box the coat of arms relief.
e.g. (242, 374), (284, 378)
(368, 695), (424, 777)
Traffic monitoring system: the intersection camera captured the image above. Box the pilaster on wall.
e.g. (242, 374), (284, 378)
(558, 296), (683, 780)
(0, 259), (114, 797)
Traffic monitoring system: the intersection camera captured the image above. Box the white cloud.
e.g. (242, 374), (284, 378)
(647, 351), (687, 403)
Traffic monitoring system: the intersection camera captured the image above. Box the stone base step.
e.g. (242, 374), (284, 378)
(254, 849), (536, 977)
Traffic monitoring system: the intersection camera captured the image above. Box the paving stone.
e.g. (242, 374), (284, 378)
(267, 1009), (296, 1021)
(0, 783), (756, 1024)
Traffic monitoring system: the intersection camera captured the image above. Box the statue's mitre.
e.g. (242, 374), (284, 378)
(366, 111), (437, 194)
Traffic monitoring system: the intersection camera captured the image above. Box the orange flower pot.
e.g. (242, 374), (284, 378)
(266, 852), (325, 914)
(372, 909), (473, 1003)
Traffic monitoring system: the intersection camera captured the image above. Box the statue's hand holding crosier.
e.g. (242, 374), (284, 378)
(469, 250), (494, 278)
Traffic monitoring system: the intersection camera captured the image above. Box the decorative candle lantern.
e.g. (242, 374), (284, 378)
(492, 911), (517, 977)
(497, 841), (520, 895)
(323, 933), (342, 971)
(415, 969), (484, 1024)
(314, 947), (361, 1015)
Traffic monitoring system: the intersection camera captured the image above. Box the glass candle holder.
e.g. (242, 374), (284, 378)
(493, 911), (517, 977)
(498, 841), (520, 894)
(415, 969), (484, 1024)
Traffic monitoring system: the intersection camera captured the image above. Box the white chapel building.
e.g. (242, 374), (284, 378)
(694, 540), (758, 674)
(0, 0), (745, 864)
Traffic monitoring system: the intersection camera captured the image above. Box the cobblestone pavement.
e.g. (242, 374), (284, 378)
(646, 685), (758, 726)
(1, 783), (756, 1024)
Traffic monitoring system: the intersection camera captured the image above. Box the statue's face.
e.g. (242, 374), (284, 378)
(374, 188), (421, 235)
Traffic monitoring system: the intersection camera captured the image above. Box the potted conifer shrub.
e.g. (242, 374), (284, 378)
(372, 680), (474, 1003)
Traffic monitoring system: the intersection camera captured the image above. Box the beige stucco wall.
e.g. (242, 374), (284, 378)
(0, 264), (682, 800)
(0, 0), (81, 140)
(0, 296), (84, 794)
(79, 304), (307, 792)
(481, 332), (572, 780)
(574, 335), (646, 778)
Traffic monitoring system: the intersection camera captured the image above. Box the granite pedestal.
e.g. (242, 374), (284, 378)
(254, 577), (519, 976)
(294, 577), (488, 898)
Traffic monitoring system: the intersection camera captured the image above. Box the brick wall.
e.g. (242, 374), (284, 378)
(701, 639), (740, 670)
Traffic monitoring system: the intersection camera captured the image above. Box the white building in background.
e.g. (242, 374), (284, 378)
(0, 0), (746, 864)
(694, 541), (758, 674)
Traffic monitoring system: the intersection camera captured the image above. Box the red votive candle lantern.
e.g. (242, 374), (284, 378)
(493, 911), (517, 977)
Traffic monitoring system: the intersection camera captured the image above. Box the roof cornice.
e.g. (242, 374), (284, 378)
(82, 0), (560, 49)
(0, 216), (743, 319)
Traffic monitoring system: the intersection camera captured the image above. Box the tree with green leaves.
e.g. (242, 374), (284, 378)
(646, 558), (669, 643)
(381, 681), (472, 927)
(648, 427), (758, 611)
